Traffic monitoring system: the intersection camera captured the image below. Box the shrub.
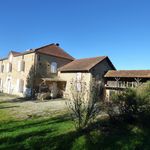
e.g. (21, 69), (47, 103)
(106, 81), (150, 123)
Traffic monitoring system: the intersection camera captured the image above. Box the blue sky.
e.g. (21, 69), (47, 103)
(0, 0), (150, 70)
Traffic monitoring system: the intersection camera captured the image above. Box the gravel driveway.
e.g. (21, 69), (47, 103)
(0, 94), (68, 119)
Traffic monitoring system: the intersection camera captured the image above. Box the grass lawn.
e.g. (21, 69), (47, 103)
(0, 94), (150, 150)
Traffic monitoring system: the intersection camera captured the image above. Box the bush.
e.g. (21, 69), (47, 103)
(106, 81), (150, 123)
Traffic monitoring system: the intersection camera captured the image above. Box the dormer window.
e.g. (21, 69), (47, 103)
(51, 62), (57, 73)
(18, 60), (25, 72)
(7, 63), (12, 72)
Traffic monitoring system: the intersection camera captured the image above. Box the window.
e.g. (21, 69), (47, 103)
(18, 60), (25, 72)
(7, 63), (12, 72)
(2, 65), (4, 73)
(38, 55), (41, 61)
(51, 62), (57, 73)
(0, 65), (4, 73)
(17, 79), (24, 93)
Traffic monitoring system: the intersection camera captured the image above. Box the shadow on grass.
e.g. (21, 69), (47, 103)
(0, 105), (19, 109)
(0, 113), (150, 150)
(0, 114), (81, 150)
(83, 118), (150, 150)
(0, 114), (70, 133)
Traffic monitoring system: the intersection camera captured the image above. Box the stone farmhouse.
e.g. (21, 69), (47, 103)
(0, 43), (150, 99)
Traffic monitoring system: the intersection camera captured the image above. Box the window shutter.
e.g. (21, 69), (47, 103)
(21, 61), (25, 71)
(9, 63), (12, 72)
(1, 65), (4, 73)
(18, 61), (21, 71)
(17, 79), (24, 93)
(7, 63), (9, 72)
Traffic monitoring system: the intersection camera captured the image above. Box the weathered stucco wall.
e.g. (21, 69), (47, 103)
(58, 72), (92, 99)
(90, 59), (114, 80)
(36, 53), (73, 78)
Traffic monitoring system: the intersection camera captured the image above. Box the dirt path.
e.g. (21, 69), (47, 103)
(0, 94), (68, 119)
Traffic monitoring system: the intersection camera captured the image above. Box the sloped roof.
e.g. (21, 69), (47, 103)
(11, 51), (21, 56)
(59, 56), (113, 72)
(36, 44), (74, 60)
(0, 43), (74, 61)
(105, 70), (150, 78)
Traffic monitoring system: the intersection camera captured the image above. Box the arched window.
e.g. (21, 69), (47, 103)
(51, 62), (57, 73)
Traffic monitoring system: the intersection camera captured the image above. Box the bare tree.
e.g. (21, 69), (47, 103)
(66, 76), (102, 130)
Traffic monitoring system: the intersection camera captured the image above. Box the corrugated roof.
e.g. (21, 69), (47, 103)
(59, 56), (107, 72)
(105, 70), (150, 78)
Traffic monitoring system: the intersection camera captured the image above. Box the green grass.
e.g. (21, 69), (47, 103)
(0, 93), (150, 150)
(0, 115), (150, 150)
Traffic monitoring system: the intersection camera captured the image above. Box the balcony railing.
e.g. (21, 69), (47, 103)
(105, 81), (140, 89)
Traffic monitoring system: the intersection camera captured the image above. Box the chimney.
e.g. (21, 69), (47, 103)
(56, 43), (59, 46)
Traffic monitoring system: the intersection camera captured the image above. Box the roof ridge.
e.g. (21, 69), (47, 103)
(112, 70), (150, 71)
(75, 56), (107, 61)
(59, 56), (109, 72)
(35, 43), (55, 51)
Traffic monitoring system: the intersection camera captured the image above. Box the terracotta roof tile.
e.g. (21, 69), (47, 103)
(105, 70), (150, 78)
(59, 56), (107, 72)
(36, 44), (74, 60)
(0, 43), (74, 61)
